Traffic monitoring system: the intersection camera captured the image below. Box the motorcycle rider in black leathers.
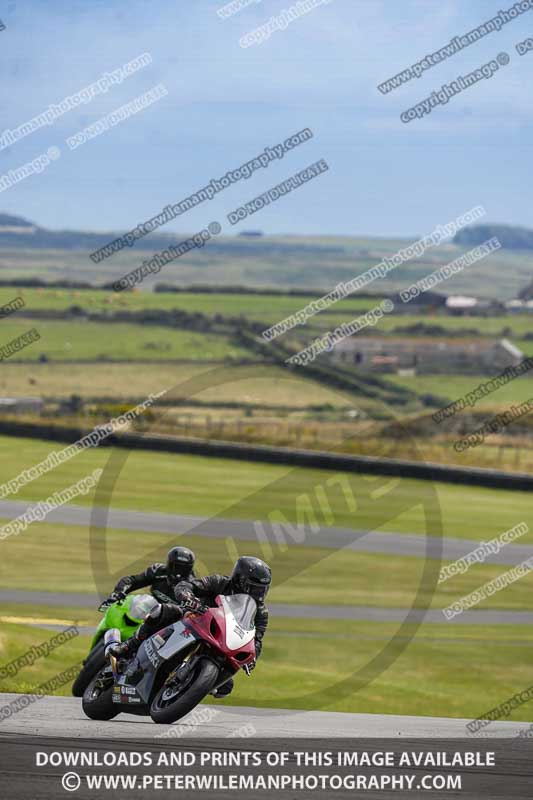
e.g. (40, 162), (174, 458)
(104, 546), (196, 606)
(109, 556), (271, 698)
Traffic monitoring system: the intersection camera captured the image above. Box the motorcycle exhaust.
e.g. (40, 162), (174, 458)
(104, 627), (121, 657)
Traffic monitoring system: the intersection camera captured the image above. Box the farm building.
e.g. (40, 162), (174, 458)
(328, 337), (523, 375)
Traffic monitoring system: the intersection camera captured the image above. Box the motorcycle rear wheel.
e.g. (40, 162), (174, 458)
(82, 670), (119, 720)
(150, 658), (219, 724)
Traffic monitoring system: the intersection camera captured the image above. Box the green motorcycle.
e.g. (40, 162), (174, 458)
(72, 593), (159, 697)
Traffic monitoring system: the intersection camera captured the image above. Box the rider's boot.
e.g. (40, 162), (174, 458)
(108, 636), (141, 662)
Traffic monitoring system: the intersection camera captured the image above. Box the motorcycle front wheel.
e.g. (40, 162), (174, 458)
(72, 640), (106, 697)
(82, 669), (119, 721)
(150, 658), (219, 724)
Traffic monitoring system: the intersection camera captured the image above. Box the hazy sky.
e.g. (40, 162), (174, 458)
(0, 0), (531, 236)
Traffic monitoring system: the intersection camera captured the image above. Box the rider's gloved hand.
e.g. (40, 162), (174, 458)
(175, 589), (206, 613)
(108, 590), (126, 604)
(174, 587), (193, 603)
(185, 596), (207, 613)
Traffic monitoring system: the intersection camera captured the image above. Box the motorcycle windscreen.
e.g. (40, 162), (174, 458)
(127, 594), (158, 622)
(220, 593), (256, 650)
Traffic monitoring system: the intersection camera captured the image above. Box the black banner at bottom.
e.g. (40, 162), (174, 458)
(0, 735), (531, 799)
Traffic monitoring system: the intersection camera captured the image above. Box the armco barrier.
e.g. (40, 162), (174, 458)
(0, 418), (532, 492)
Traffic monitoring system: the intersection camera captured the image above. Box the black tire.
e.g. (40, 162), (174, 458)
(72, 641), (106, 697)
(82, 670), (119, 721)
(150, 658), (219, 724)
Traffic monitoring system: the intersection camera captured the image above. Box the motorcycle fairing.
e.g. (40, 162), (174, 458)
(220, 595), (256, 650)
(92, 593), (157, 649)
(117, 621), (198, 705)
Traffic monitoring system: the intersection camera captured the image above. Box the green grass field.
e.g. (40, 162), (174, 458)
(0, 264), (531, 725)
(388, 373), (533, 407)
(0, 362), (353, 408)
(0, 286), (381, 320)
(2, 617), (533, 721)
(379, 313), (533, 340)
(1, 233), (532, 298)
(3, 285), (533, 339)
(0, 435), (530, 543)
(2, 284), (532, 429)
(1, 519), (532, 612)
(1, 435), (532, 723)
(0, 319), (252, 362)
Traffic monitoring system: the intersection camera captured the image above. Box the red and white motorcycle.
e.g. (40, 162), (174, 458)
(82, 593), (257, 724)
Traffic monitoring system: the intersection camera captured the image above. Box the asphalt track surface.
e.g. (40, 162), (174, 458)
(1, 694), (530, 737)
(2, 500), (532, 623)
(2, 588), (533, 624)
(0, 499), (531, 565)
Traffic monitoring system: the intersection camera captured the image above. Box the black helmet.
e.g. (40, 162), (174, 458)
(231, 556), (271, 602)
(166, 546), (195, 580)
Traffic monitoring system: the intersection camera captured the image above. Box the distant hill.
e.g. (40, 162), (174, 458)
(0, 212), (37, 232)
(518, 280), (533, 300)
(0, 211), (527, 299)
(0, 211), (197, 252)
(454, 223), (533, 251)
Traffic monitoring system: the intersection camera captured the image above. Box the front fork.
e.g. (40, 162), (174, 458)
(164, 643), (201, 687)
(104, 628), (122, 679)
